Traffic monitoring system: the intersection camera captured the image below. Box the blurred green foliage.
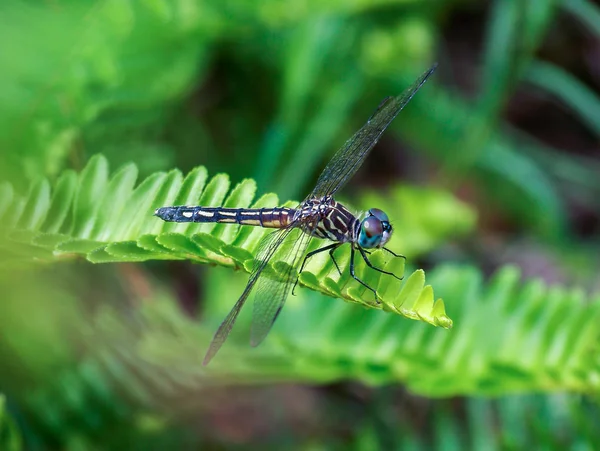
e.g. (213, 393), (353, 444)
(1, 0), (600, 448)
(0, 395), (22, 451)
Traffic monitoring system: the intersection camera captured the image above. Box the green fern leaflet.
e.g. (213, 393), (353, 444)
(0, 154), (452, 328)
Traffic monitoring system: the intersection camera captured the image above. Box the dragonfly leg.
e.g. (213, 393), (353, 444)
(329, 245), (342, 276)
(350, 245), (379, 301)
(292, 242), (342, 296)
(382, 247), (406, 260)
(358, 246), (403, 281)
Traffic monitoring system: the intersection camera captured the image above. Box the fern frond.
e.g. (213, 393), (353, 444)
(72, 265), (599, 394)
(24, 347), (600, 448)
(19, 263), (600, 441)
(0, 154), (453, 328)
(352, 394), (600, 449)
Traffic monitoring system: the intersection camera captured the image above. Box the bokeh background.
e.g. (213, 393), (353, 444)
(1, 0), (600, 449)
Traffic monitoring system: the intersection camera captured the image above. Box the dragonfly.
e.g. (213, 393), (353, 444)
(155, 64), (437, 365)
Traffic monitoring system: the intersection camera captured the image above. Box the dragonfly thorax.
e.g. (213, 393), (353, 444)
(298, 195), (336, 220)
(358, 208), (393, 249)
(298, 197), (359, 243)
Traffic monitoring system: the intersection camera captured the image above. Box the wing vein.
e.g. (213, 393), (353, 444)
(310, 64), (437, 199)
(203, 225), (297, 365)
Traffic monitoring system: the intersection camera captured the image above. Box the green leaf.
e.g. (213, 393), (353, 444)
(0, 182), (14, 220)
(40, 170), (77, 234)
(0, 154), (454, 329)
(89, 162), (139, 241)
(120, 171), (170, 239)
(15, 178), (51, 231)
(103, 241), (170, 261)
(480, 0), (558, 116)
(21, 263), (600, 397)
(0, 394), (22, 451)
(256, 16), (351, 193)
(56, 239), (105, 255)
(72, 154), (110, 238)
(564, 0), (600, 35)
(525, 60), (600, 138)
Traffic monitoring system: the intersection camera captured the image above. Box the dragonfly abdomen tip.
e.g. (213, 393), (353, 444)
(154, 206), (181, 222)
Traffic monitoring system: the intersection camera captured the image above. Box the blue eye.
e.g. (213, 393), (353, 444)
(369, 208), (389, 222)
(358, 217), (383, 248)
(363, 218), (383, 237)
(358, 209), (393, 249)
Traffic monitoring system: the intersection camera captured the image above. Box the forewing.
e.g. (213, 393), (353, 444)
(202, 225), (296, 365)
(310, 64), (437, 198)
(250, 226), (314, 347)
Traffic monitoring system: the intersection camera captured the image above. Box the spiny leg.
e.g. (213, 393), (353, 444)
(292, 242), (342, 295)
(349, 245), (378, 301)
(328, 245), (343, 276)
(358, 246), (403, 281)
(383, 247), (406, 260)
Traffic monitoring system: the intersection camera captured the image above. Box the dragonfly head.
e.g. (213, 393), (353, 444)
(358, 208), (392, 249)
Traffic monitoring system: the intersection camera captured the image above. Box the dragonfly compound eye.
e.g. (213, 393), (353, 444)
(358, 217), (384, 248)
(369, 208), (389, 223)
(364, 208), (393, 247)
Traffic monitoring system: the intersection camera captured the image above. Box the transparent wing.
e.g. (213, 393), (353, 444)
(310, 64), (437, 199)
(203, 225), (298, 365)
(250, 227), (314, 347)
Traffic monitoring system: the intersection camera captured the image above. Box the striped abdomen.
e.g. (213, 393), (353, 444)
(154, 206), (295, 228)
